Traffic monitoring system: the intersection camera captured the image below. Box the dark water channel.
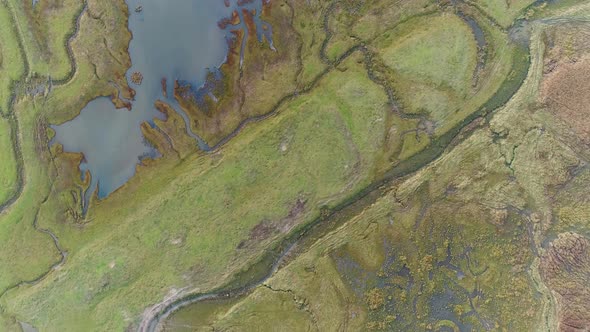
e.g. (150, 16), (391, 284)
(51, 0), (271, 210)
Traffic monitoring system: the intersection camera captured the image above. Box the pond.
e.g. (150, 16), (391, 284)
(51, 0), (271, 212)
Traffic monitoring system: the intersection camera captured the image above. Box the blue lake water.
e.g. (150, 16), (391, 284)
(51, 0), (271, 211)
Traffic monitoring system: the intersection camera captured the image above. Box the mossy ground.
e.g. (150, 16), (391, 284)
(378, 13), (477, 96)
(471, 0), (537, 27)
(0, 118), (17, 205)
(0, 0), (588, 331)
(0, 1), (25, 115)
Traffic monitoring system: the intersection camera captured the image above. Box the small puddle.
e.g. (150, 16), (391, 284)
(51, 0), (272, 212)
(461, 15), (486, 51)
(534, 0), (561, 5)
(429, 287), (474, 332)
(455, 11), (487, 85)
(19, 321), (38, 332)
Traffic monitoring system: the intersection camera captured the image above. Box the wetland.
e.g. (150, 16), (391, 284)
(1, 0), (590, 331)
(51, 0), (272, 208)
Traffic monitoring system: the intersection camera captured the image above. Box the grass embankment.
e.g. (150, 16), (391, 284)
(379, 13), (477, 98)
(350, 0), (437, 42)
(289, 1), (329, 86)
(0, 6), (20, 206)
(0, 98), (62, 307)
(374, 12), (477, 128)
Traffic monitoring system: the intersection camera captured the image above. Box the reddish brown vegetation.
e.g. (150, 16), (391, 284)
(173, 1), (301, 146)
(262, 0), (272, 17)
(541, 58), (590, 145)
(217, 10), (241, 29)
(161, 78), (167, 98)
(540, 232), (590, 332)
(237, 198), (307, 249)
(242, 8), (257, 36)
(226, 29), (244, 67)
(111, 95), (131, 110)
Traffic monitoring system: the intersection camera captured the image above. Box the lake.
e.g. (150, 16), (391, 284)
(51, 0), (270, 211)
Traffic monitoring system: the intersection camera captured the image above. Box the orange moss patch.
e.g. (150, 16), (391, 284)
(242, 8), (257, 37)
(131, 71), (143, 85)
(218, 10), (241, 29)
(262, 0), (272, 17)
(365, 288), (385, 310)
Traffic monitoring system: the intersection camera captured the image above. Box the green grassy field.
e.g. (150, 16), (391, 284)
(379, 13), (477, 96)
(469, 0), (536, 27)
(6, 0), (84, 80)
(0, 1), (25, 115)
(0, 118), (17, 206)
(0, 0), (589, 331)
(373, 7), (521, 136)
(374, 12), (478, 127)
